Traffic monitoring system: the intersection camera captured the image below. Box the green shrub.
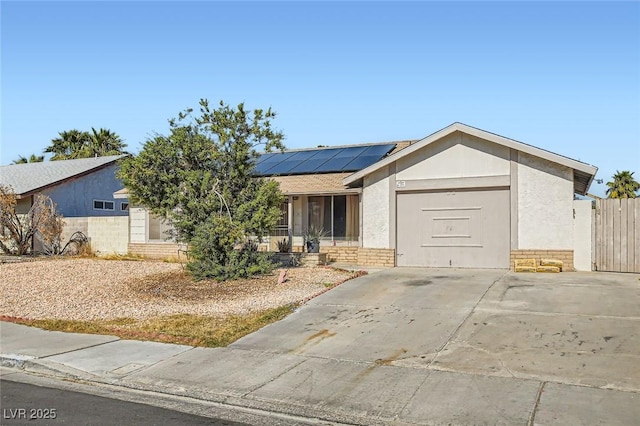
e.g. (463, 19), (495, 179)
(186, 218), (275, 281)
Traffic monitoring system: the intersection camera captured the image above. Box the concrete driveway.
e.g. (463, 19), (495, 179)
(230, 268), (640, 424)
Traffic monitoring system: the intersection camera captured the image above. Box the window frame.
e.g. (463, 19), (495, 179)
(307, 194), (357, 241)
(93, 199), (115, 211)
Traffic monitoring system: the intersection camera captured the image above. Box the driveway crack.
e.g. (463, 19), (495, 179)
(528, 381), (546, 426)
(427, 271), (508, 369)
(239, 355), (308, 397)
(39, 338), (121, 360)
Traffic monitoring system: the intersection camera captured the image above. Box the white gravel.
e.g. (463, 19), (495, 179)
(0, 258), (354, 321)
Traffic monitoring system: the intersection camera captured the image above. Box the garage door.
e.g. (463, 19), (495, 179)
(396, 189), (510, 268)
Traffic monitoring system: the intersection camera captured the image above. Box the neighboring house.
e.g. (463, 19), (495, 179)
(122, 123), (598, 270)
(0, 155), (129, 254)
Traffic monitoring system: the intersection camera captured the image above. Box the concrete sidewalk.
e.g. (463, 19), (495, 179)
(2, 269), (640, 425)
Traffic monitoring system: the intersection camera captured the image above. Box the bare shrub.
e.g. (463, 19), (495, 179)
(34, 194), (66, 255)
(0, 185), (65, 255)
(60, 231), (91, 256)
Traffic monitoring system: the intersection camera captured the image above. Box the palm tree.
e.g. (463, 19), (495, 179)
(11, 154), (45, 164)
(606, 170), (639, 199)
(45, 128), (127, 161)
(87, 127), (128, 157)
(45, 129), (91, 160)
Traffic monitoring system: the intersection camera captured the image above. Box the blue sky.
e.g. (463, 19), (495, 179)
(1, 1), (639, 196)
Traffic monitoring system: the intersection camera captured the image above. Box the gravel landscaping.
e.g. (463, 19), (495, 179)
(0, 258), (356, 321)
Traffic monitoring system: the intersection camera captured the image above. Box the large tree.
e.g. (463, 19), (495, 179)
(45, 128), (127, 160)
(118, 99), (285, 280)
(87, 127), (129, 157)
(606, 170), (639, 199)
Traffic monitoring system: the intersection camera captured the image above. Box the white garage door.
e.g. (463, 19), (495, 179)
(396, 189), (510, 268)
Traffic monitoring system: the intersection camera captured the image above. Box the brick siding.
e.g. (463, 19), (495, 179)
(357, 248), (396, 267)
(130, 242), (396, 268)
(320, 246), (358, 263)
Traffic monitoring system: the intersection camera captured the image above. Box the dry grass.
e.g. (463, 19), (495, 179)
(98, 252), (146, 261)
(3, 306), (296, 347)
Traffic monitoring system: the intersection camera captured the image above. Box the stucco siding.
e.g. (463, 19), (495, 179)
(396, 132), (510, 181)
(362, 166), (390, 248)
(41, 164), (126, 218)
(517, 152), (574, 249)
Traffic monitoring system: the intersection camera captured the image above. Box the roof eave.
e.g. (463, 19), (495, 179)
(283, 188), (362, 196)
(574, 168), (598, 196)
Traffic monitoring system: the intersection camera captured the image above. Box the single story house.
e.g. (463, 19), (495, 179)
(123, 123), (597, 270)
(0, 155), (129, 254)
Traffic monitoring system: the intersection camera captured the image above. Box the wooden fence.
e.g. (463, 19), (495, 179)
(594, 198), (640, 273)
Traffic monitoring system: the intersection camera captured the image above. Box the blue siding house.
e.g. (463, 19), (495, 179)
(0, 155), (130, 254)
(1, 155), (128, 217)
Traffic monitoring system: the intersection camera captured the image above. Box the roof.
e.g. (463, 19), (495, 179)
(0, 155), (126, 197)
(343, 123), (598, 195)
(255, 142), (401, 176)
(270, 173), (359, 195)
(113, 188), (129, 199)
(258, 141), (415, 194)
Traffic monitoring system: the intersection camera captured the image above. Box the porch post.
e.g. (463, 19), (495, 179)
(287, 196), (293, 253)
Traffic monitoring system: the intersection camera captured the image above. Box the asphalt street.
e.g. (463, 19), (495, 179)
(1, 379), (245, 426)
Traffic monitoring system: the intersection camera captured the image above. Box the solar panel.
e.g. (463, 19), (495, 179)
(287, 148), (343, 174)
(254, 143), (396, 176)
(312, 146), (370, 173)
(308, 148), (343, 159)
(263, 150), (320, 175)
(255, 152), (277, 165)
(337, 146), (369, 157)
(365, 143), (396, 156)
(254, 151), (297, 175)
(291, 150), (320, 161)
(254, 164), (271, 175)
(341, 144), (396, 171)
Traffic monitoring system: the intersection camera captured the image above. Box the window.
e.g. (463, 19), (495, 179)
(121, 202), (129, 211)
(93, 200), (115, 211)
(307, 195), (359, 240)
(273, 201), (289, 237)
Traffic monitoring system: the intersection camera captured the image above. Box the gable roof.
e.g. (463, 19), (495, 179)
(343, 122), (598, 195)
(0, 155), (126, 197)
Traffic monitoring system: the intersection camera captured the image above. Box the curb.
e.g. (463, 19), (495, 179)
(0, 355), (404, 426)
(1, 354), (97, 383)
